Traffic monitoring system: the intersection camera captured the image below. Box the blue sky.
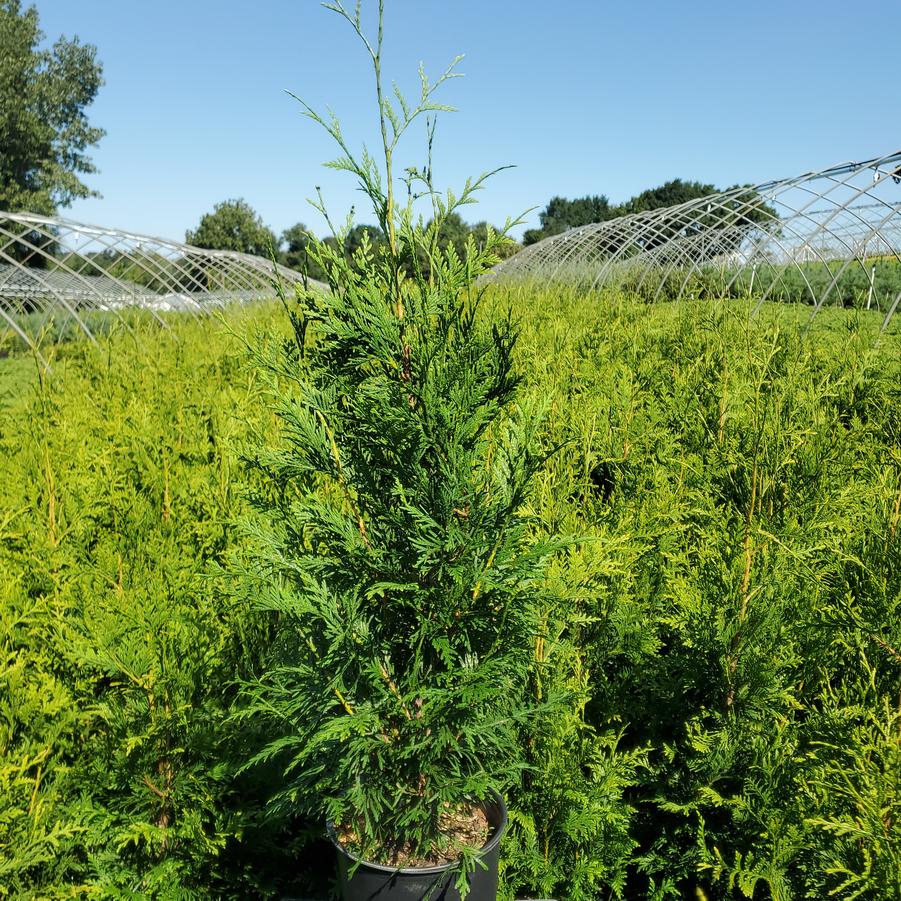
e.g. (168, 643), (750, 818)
(34, 0), (901, 244)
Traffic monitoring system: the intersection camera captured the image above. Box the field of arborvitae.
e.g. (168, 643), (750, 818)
(2, 291), (900, 900)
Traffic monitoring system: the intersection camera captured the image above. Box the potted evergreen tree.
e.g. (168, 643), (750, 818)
(238, 3), (557, 898)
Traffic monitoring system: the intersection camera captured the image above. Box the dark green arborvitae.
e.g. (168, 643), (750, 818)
(236, 0), (554, 872)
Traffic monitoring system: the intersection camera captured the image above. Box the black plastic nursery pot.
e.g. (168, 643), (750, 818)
(327, 791), (508, 901)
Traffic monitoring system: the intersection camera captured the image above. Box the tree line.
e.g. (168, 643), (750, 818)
(184, 198), (517, 282)
(522, 179), (776, 250)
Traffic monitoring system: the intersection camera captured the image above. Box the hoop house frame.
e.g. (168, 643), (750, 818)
(488, 150), (901, 334)
(0, 211), (313, 362)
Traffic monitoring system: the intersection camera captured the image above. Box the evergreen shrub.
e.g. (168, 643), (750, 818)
(234, 0), (560, 878)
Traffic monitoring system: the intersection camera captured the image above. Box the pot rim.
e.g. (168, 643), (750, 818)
(326, 788), (507, 876)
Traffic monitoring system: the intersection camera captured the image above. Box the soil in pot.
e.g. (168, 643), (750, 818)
(336, 803), (490, 868)
(328, 792), (507, 901)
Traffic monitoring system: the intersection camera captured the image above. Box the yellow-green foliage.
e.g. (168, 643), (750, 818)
(0, 310), (288, 897)
(1, 292), (900, 899)
(502, 290), (901, 900)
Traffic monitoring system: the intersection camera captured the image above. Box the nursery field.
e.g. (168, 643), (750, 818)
(2, 290), (901, 899)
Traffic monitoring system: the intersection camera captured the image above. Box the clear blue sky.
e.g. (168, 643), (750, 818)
(34, 0), (901, 244)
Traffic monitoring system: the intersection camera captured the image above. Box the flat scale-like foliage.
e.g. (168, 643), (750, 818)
(239, 259), (554, 854)
(1, 286), (900, 898)
(0, 310), (296, 898)
(234, 3), (556, 869)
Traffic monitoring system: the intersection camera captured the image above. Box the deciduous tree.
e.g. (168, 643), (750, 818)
(0, 0), (104, 215)
(185, 199), (277, 258)
(522, 195), (612, 245)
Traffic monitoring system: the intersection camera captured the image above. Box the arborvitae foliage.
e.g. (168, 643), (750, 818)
(2, 286), (900, 898)
(502, 293), (901, 900)
(0, 315), (291, 898)
(235, 0), (556, 871)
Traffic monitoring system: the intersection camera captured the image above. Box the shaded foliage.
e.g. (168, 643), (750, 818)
(523, 195), (613, 245)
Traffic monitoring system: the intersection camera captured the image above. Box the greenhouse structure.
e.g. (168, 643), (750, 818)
(3, 150), (901, 363)
(487, 149), (901, 332)
(0, 212), (308, 362)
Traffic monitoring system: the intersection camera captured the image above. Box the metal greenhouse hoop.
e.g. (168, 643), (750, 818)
(0, 211), (314, 363)
(487, 150), (901, 335)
